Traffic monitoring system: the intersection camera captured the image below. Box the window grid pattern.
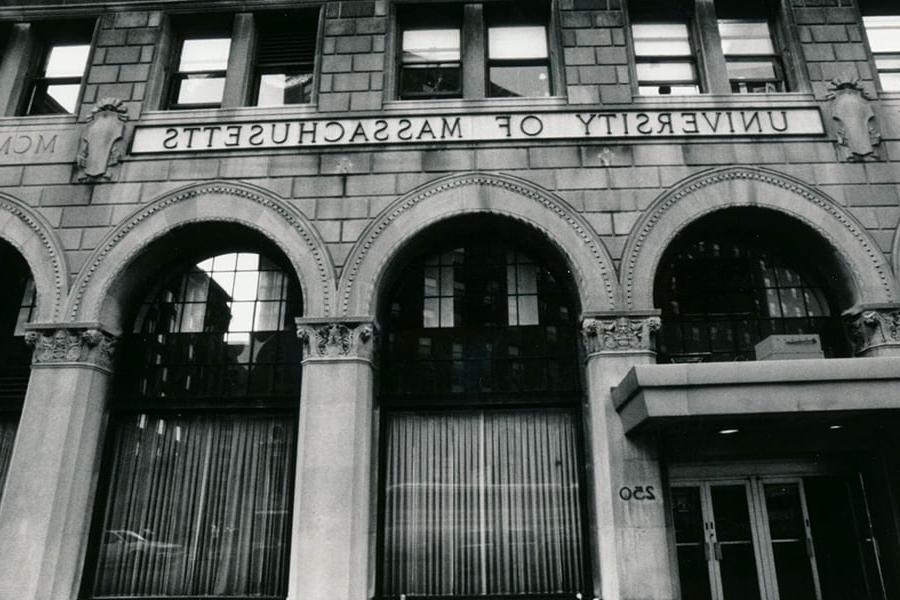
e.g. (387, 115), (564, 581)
(863, 16), (900, 92)
(657, 238), (843, 363)
(122, 252), (302, 405)
(89, 251), (302, 600)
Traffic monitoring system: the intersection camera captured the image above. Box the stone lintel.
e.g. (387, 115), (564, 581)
(295, 317), (378, 362)
(581, 310), (662, 356)
(843, 303), (900, 356)
(23, 322), (117, 371)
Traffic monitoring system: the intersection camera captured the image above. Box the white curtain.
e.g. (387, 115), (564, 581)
(382, 409), (586, 596)
(93, 414), (295, 598)
(0, 419), (17, 496)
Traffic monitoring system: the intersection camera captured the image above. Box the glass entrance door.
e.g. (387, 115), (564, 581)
(672, 477), (829, 600)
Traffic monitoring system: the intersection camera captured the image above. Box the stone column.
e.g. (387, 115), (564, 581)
(845, 304), (900, 358)
(0, 323), (117, 600)
(287, 318), (377, 600)
(581, 312), (677, 600)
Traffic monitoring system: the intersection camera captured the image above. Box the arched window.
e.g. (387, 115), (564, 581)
(655, 214), (848, 362)
(0, 241), (35, 495)
(378, 228), (590, 598)
(86, 251), (301, 599)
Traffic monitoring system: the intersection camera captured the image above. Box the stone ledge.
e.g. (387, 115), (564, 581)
(612, 357), (900, 433)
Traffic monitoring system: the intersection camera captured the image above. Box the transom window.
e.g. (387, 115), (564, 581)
(379, 232), (589, 599)
(397, 2), (553, 100)
(861, 0), (900, 92)
(23, 22), (93, 115)
(87, 251), (301, 599)
(655, 229), (846, 363)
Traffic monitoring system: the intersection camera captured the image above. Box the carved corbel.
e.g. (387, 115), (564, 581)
(827, 78), (882, 162)
(76, 97), (129, 182)
(581, 314), (661, 355)
(845, 304), (900, 356)
(296, 318), (378, 361)
(24, 324), (117, 370)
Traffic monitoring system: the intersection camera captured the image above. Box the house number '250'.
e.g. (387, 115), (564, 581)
(619, 486), (657, 501)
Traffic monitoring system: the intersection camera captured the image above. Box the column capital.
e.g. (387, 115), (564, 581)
(581, 312), (661, 356)
(295, 317), (378, 362)
(23, 322), (117, 372)
(845, 304), (900, 356)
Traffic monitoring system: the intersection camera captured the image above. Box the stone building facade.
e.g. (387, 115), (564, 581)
(0, 1), (898, 599)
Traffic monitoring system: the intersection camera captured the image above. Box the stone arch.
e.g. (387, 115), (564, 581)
(892, 224), (900, 286)
(338, 171), (620, 317)
(67, 181), (336, 330)
(621, 166), (898, 310)
(0, 192), (67, 322)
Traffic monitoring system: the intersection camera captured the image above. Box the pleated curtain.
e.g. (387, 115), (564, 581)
(93, 414), (295, 598)
(0, 419), (17, 496)
(382, 409), (586, 597)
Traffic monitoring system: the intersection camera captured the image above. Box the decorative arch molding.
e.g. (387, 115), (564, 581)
(0, 193), (67, 321)
(893, 225), (900, 285)
(338, 171), (620, 317)
(67, 181), (336, 329)
(621, 166), (898, 310)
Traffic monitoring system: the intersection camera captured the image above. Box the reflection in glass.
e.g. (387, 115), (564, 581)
(488, 26), (548, 59)
(179, 38), (231, 71)
(632, 23), (700, 95)
(400, 28), (462, 99)
(671, 486), (713, 600)
(711, 485), (762, 600)
(764, 484), (817, 600)
(26, 42), (91, 115)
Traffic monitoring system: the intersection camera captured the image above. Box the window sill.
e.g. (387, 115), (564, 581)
(382, 96), (568, 115)
(0, 113), (77, 127)
(626, 91), (817, 108)
(139, 103), (320, 124)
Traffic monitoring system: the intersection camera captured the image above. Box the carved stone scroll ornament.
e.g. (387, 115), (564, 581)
(24, 327), (117, 370)
(827, 78), (881, 162)
(581, 315), (661, 355)
(76, 98), (129, 182)
(846, 306), (900, 355)
(296, 319), (378, 360)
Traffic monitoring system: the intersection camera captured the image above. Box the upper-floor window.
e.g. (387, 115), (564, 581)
(716, 3), (784, 93)
(254, 12), (317, 106)
(169, 28), (231, 109)
(165, 10), (319, 110)
(23, 21), (93, 115)
(629, 0), (788, 96)
(861, 0), (900, 92)
(397, 1), (553, 100)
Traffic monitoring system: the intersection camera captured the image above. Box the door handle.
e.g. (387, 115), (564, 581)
(714, 542), (723, 561)
(805, 537), (815, 558)
(704, 542), (711, 562)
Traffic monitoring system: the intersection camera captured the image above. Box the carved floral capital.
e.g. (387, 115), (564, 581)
(24, 325), (117, 370)
(295, 319), (378, 361)
(845, 305), (900, 355)
(581, 314), (661, 355)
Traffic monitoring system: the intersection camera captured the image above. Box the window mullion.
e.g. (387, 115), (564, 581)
(222, 13), (256, 108)
(462, 3), (486, 99)
(694, 0), (731, 94)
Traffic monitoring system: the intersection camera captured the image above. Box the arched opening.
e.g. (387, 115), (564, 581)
(653, 209), (852, 363)
(82, 225), (303, 599)
(0, 241), (36, 497)
(376, 216), (591, 598)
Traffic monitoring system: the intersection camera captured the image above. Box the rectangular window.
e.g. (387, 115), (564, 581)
(396, 2), (553, 100)
(23, 22), (93, 115)
(862, 1), (900, 92)
(167, 19), (232, 109)
(630, 1), (700, 96)
(486, 4), (551, 98)
(253, 11), (318, 106)
(398, 5), (463, 100)
(716, 2), (784, 93)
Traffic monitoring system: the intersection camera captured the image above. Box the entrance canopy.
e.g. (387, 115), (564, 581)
(612, 357), (900, 434)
